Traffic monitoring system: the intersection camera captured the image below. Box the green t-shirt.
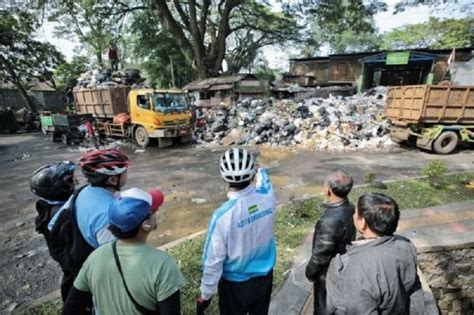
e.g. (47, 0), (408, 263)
(74, 242), (186, 314)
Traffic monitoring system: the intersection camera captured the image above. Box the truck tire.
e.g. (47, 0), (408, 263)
(134, 126), (149, 147)
(433, 131), (458, 154)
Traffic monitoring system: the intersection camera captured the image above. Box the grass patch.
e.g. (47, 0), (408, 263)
(24, 172), (474, 314)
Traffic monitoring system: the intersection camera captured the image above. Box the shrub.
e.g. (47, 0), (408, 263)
(421, 160), (448, 187)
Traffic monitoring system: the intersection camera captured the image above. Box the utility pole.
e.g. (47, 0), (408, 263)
(169, 56), (176, 88)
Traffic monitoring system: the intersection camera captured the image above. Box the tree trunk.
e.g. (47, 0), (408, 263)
(96, 50), (104, 67)
(0, 55), (37, 112)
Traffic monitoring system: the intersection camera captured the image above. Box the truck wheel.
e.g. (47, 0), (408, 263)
(62, 134), (70, 145)
(433, 131), (458, 154)
(134, 126), (149, 147)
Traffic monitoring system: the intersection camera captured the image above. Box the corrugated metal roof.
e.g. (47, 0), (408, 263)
(183, 75), (246, 90)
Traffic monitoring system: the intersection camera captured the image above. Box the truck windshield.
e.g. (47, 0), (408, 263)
(153, 94), (188, 113)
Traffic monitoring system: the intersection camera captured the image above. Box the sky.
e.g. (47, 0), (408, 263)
(37, 0), (473, 71)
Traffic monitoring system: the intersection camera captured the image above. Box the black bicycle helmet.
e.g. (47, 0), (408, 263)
(78, 149), (129, 186)
(30, 161), (76, 201)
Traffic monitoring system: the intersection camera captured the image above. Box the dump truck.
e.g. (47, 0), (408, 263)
(385, 85), (474, 154)
(73, 87), (192, 147)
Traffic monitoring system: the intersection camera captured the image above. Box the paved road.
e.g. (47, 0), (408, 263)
(0, 132), (472, 312)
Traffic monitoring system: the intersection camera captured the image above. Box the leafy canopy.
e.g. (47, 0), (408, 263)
(381, 17), (473, 50)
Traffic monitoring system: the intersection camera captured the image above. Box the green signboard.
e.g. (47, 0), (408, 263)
(386, 52), (410, 65)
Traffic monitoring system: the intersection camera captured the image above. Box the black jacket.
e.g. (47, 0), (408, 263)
(305, 199), (356, 282)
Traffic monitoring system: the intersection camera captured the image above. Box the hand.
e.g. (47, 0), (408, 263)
(196, 296), (211, 315)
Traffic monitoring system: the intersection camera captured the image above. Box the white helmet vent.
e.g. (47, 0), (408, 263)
(219, 148), (256, 183)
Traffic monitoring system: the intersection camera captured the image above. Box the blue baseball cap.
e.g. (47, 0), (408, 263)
(109, 187), (165, 232)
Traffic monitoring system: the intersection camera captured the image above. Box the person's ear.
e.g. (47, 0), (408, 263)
(106, 175), (118, 186)
(142, 220), (152, 231)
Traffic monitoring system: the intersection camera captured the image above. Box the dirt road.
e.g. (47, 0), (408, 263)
(1, 132), (472, 312)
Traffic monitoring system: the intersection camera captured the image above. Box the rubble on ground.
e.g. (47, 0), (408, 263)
(75, 68), (146, 89)
(193, 87), (394, 151)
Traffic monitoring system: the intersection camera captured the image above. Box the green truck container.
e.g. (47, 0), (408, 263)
(385, 85), (474, 154)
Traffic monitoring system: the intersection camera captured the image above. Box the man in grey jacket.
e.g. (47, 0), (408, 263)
(326, 193), (424, 315)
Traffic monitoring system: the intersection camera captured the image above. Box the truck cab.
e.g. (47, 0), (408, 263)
(128, 89), (191, 147)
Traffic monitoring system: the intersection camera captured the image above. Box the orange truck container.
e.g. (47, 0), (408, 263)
(385, 85), (474, 154)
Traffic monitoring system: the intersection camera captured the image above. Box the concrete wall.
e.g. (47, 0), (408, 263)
(418, 247), (474, 315)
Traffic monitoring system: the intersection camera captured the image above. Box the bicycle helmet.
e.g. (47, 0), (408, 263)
(79, 149), (129, 185)
(30, 161), (76, 201)
(219, 148), (256, 183)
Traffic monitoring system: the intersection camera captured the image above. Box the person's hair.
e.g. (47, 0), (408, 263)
(228, 179), (252, 190)
(108, 223), (141, 239)
(325, 169), (353, 197)
(357, 193), (400, 236)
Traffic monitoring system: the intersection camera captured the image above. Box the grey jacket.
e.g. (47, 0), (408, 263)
(326, 235), (424, 315)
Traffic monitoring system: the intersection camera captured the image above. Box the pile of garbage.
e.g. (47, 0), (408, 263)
(76, 68), (146, 88)
(193, 87), (394, 151)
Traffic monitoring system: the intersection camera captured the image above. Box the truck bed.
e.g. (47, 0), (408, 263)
(385, 85), (474, 125)
(73, 87), (130, 119)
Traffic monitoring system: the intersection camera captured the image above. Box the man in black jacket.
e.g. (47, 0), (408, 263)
(305, 170), (356, 315)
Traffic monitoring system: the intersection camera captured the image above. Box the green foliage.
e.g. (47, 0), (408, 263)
(304, 0), (384, 54)
(421, 160), (449, 187)
(363, 171), (377, 184)
(381, 17), (473, 50)
(128, 11), (195, 88)
(54, 56), (89, 91)
(0, 10), (64, 84)
(48, 0), (131, 67)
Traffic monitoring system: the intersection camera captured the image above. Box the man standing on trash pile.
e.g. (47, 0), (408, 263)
(62, 187), (186, 314)
(48, 149), (130, 298)
(305, 170), (356, 315)
(197, 148), (276, 315)
(326, 193), (424, 314)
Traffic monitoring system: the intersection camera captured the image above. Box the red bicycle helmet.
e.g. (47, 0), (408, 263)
(79, 149), (129, 185)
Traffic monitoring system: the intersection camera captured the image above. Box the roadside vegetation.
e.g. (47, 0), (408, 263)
(24, 171), (474, 314)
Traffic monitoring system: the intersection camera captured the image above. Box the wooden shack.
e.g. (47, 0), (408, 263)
(183, 74), (269, 107)
(285, 47), (472, 92)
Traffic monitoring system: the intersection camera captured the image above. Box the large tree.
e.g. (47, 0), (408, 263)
(381, 17), (473, 50)
(0, 10), (64, 112)
(148, 0), (299, 78)
(302, 0), (386, 55)
(129, 10), (196, 88)
(47, 0), (140, 67)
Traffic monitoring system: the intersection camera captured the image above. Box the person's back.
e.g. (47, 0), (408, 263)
(63, 187), (185, 314)
(305, 170), (356, 315)
(30, 161), (76, 301)
(197, 148), (276, 315)
(47, 149), (130, 301)
(74, 242), (183, 314)
(328, 235), (419, 314)
(208, 167), (275, 281)
(326, 193), (424, 315)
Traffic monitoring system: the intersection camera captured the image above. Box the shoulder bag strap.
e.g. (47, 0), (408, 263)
(112, 241), (152, 314)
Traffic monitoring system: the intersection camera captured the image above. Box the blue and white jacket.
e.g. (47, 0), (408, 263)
(200, 168), (276, 300)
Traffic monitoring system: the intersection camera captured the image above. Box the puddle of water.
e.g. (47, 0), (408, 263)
(257, 146), (295, 167)
(148, 198), (224, 247)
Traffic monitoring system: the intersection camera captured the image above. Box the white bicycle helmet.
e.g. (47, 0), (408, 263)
(220, 148), (256, 183)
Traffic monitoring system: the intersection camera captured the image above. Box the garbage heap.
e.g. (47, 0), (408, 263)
(76, 68), (146, 88)
(193, 87), (394, 151)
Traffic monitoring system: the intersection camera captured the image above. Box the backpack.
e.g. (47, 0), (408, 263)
(49, 185), (94, 274)
(35, 200), (62, 255)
